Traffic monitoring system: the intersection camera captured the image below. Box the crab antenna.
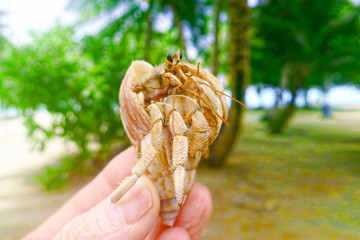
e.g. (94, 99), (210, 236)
(189, 78), (247, 109)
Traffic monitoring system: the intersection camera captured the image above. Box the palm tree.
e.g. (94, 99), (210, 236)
(208, 0), (249, 165)
(69, 0), (206, 61)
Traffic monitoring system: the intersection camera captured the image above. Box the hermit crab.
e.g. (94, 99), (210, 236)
(111, 50), (241, 226)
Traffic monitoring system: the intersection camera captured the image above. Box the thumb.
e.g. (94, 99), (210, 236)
(54, 176), (160, 240)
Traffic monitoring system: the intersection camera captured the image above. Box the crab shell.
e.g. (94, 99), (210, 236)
(119, 60), (228, 226)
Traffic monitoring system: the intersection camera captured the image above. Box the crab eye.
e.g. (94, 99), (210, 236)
(179, 50), (182, 60)
(167, 53), (173, 62)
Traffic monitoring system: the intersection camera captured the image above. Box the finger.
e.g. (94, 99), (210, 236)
(174, 183), (212, 239)
(144, 217), (164, 240)
(25, 147), (137, 239)
(54, 176), (160, 240)
(147, 183), (212, 240)
(157, 227), (190, 240)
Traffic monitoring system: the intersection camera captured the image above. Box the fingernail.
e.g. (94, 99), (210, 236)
(114, 179), (152, 225)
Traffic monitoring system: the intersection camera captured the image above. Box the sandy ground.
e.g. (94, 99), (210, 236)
(0, 117), (80, 239)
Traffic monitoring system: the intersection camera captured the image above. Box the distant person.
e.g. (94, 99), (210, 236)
(322, 104), (331, 118)
(24, 147), (212, 239)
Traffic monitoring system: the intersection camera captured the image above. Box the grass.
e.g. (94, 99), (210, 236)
(198, 108), (360, 240)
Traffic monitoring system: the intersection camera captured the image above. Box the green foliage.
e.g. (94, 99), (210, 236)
(33, 156), (75, 191)
(2, 25), (125, 152)
(33, 152), (96, 190)
(250, 28), (283, 87)
(68, 0), (126, 21)
(253, 0), (360, 89)
(1, 25), (127, 188)
(0, 11), (12, 106)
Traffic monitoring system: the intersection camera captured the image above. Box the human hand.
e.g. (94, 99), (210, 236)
(24, 147), (212, 240)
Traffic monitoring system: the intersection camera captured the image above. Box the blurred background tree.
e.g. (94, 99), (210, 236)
(0, 0), (359, 189)
(252, 0), (360, 133)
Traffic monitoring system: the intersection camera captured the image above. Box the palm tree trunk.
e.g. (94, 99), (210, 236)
(321, 75), (332, 117)
(211, 0), (222, 76)
(275, 63), (290, 108)
(207, 0), (249, 166)
(268, 63), (307, 133)
(171, 5), (188, 59)
(144, 0), (154, 62)
(303, 87), (310, 108)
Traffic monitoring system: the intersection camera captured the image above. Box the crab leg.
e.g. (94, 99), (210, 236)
(111, 104), (163, 203)
(189, 110), (210, 159)
(169, 110), (188, 207)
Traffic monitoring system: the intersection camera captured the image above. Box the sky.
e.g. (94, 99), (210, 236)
(1, 0), (360, 107)
(0, 0), (77, 44)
